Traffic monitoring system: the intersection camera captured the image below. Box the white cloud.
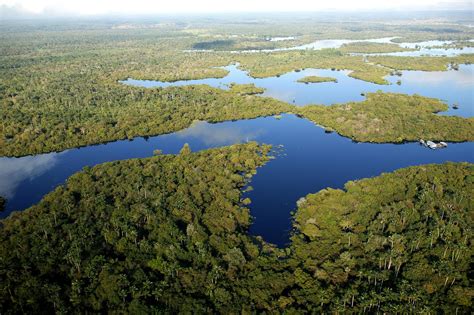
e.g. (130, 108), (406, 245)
(0, 0), (471, 15)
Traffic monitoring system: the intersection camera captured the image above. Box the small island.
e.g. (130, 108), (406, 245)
(228, 83), (265, 95)
(297, 75), (338, 84)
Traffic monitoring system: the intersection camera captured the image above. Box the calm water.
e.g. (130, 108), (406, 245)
(349, 40), (474, 57)
(123, 64), (474, 117)
(1, 115), (473, 246)
(2, 63), (473, 246)
(382, 40), (474, 57)
(284, 37), (397, 51)
(189, 37), (474, 56)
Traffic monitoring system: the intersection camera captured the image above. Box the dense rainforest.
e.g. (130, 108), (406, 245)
(299, 92), (474, 143)
(0, 16), (473, 313)
(0, 143), (472, 313)
(1, 19), (474, 156)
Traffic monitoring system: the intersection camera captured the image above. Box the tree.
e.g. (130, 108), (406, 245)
(180, 143), (192, 155)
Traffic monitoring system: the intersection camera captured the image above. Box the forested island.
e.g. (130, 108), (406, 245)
(297, 75), (338, 83)
(298, 92), (474, 143)
(0, 143), (471, 313)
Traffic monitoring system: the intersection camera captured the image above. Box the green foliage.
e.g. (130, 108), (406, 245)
(297, 75), (337, 84)
(191, 38), (303, 51)
(0, 197), (5, 212)
(228, 83), (265, 95)
(339, 41), (415, 53)
(0, 150), (471, 312)
(0, 143), (284, 313)
(193, 39), (236, 50)
(369, 54), (474, 71)
(290, 162), (473, 313)
(298, 92), (474, 143)
(0, 79), (290, 157)
(179, 143), (192, 155)
(2, 21), (473, 157)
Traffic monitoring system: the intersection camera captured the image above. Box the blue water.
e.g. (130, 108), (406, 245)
(1, 115), (473, 246)
(2, 63), (473, 246)
(188, 37), (474, 56)
(122, 64), (473, 117)
(286, 39), (474, 56)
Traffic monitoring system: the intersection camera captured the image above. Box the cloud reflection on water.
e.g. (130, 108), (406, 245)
(0, 153), (60, 199)
(177, 120), (264, 146)
(399, 67), (474, 88)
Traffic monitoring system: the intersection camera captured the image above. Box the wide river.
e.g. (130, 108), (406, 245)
(1, 64), (473, 246)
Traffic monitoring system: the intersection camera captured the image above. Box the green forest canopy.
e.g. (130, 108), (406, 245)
(0, 143), (472, 313)
(298, 92), (474, 143)
(2, 78), (473, 156)
(2, 20), (474, 157)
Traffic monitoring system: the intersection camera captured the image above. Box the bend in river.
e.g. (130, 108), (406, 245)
(1, 114), (473, 246)
(2, 62), (473, 246)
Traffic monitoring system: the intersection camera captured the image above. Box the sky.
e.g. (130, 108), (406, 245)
(0, 0), (472, 16)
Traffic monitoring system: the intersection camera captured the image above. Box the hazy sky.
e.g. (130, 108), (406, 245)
(1, 0), (472, 15)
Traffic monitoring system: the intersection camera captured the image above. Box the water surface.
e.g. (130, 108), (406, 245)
(188, 37), (474, 56)
(122, 64), (474, 117)
(3, 62), (473, 246)
(1, 115), (473, 246)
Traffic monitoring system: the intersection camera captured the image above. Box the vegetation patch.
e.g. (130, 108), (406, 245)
(297, 75), (337, 83)
(290, 162), (473, 313)
(297, 92), (474, 143)
(0, 148), (471, 312)
(368, 54), (474, 71)
(339, 41), (415, 53)
(228, 83), (265, 95)
(0, 82), (291, 157)
(192, 39), (236, 50)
